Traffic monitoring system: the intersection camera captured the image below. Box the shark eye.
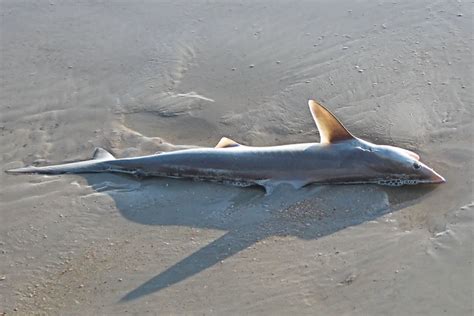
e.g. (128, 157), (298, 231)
(413, 162), (421, 170)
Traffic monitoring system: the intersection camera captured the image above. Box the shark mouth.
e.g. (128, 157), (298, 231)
(377, 179), (420, 186)
(377, 177), (445, 187)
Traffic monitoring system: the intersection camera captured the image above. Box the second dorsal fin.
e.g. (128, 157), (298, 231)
(215, 137), (241, 148)
(308, 100), (355, 144)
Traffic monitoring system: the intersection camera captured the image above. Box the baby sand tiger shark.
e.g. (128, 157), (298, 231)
(6, 100), (445, 192)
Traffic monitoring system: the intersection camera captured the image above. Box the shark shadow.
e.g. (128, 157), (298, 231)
(81, 173), (439, 302)
(6, 101), (444, 301)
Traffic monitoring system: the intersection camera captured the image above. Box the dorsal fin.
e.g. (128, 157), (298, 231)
(308, 100), (355, 144)
(92, 147), (116, 160)
(215, 137), (241, 148)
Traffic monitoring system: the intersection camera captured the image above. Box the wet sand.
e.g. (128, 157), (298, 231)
(0, 0), (472, 315)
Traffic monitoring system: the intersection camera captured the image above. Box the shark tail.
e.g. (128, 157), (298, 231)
(5, 148), (116, 175)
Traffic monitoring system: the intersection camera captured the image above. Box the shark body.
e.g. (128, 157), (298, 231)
(6, 100), (445, 191)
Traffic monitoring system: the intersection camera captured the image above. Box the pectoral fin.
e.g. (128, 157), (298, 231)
(215, 137), (242, 148)
(308, 100), (354, 144)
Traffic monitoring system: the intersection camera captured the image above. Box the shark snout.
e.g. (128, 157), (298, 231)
(429, 169), (446, 184)
(421, 164), (446, 184)
(410, 159), (446, 184)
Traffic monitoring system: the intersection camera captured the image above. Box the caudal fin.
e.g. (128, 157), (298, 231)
(91, 147), (115, 160)
(5, 147), (115, 175)
(5, 166), (43, 174)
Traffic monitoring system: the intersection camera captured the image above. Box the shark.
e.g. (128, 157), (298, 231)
(5, 100), (445, 191)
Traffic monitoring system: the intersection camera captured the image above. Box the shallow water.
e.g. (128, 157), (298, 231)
(0, 0), (472, 314)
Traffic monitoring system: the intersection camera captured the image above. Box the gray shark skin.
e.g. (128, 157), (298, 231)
(5, 100), (445, 191)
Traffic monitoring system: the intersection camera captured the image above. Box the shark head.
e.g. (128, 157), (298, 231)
(361, 142), (446, 185)
(308, 100), (445, 186)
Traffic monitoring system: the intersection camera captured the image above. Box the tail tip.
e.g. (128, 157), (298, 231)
(4, 166), (35, 174)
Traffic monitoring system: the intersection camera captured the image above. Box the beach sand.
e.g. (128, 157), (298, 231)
(0, 0), (472, 314)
